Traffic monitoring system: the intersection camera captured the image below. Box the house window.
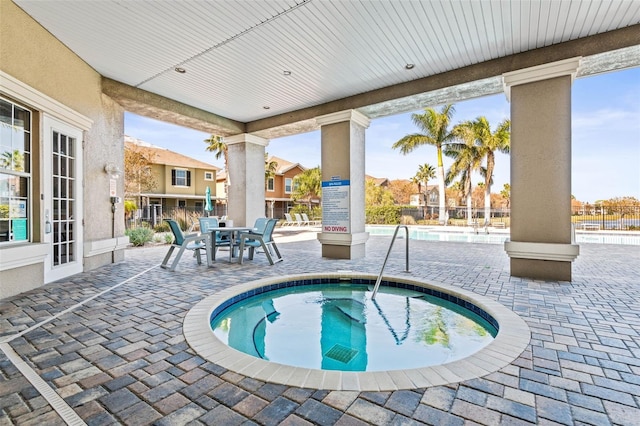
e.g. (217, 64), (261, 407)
(267, 177), (274, 191)
(0, 98), (31, 244)
(285, 178), (292, 193)
(172, 169), (191, 187)
(204, 171), (214, 181)
(178, 200), (186, 208)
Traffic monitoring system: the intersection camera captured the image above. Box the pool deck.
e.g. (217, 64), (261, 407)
(1, 227), (639, 425)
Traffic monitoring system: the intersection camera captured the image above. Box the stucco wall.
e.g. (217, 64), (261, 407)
(0, 264), (44, 300)
(1, 0), (126, 298)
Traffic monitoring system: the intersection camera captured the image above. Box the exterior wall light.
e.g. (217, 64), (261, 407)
(104, 163), (122, 179)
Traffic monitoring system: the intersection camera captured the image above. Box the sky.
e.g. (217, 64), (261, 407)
(125, 67), (640, 203)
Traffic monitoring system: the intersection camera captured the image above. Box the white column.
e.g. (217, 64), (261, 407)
(316, 110), (370, 259)
(226, 133), (269, 227)
(503, 58), (581, 281)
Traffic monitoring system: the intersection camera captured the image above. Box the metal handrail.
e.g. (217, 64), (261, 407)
(371, 225), (410, 299)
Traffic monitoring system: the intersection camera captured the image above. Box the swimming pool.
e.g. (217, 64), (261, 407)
(184, 273), (530, 391)
(366, 225), (640, 245)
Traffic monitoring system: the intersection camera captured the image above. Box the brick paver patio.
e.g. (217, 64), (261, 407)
(1, 229), (639, 425)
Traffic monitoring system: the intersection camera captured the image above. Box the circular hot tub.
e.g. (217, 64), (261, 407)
(184, 273), (530, 391)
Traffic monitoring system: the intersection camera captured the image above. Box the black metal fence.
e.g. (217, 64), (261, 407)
(401, 204), (639, 230)
(400, 207), (511, 225)
(127, 205), (227, 230)
(571, 205), (640, 231)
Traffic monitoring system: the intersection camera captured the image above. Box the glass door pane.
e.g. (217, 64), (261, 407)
(52, 130), (76, 267)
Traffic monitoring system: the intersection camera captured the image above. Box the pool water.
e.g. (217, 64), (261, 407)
(210, 284), (497, 372)
(366, 226), (640, 245)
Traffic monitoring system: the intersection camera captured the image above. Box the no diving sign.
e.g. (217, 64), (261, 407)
(321, 180), (350, 233)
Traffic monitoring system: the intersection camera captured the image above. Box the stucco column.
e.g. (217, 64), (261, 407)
(503, 58), (581, 281)
(316, 110), (370, 259)
(226, 133), (269, 227)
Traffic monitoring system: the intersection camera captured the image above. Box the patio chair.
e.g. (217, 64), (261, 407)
(252, 217), (268, 233)
(237, 218), (283, 265)
(198, 217), (231, 260)
(282, 213), (296, 226)
(294, 213), (308, 226)
(161, 219), (209, 271)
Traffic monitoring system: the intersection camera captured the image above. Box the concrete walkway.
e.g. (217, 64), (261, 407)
(1, 229), (639, 425)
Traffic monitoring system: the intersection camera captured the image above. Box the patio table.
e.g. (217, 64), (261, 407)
(208, 226), (252, 262)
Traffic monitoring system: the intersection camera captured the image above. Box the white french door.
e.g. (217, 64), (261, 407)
(43, 116), (83, 283)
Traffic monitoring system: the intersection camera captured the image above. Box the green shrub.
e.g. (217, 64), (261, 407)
(164, 233), (173, 244)
(154, 222), (170, 232)
(400, 215), (416, 225)
(365, 205), (402, 224)
(125, 227), (154, 246)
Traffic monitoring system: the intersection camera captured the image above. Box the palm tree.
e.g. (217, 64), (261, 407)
(446, 121), (483, 225)
(412, 163), (436, 194)
(473, 117), (510, 225)
(291, 166), (322, 210)
(500, 183), (511, 209)
(412, 163), (436, 217)
(392, 104), (456, 224)
(204, 134), (227, 174)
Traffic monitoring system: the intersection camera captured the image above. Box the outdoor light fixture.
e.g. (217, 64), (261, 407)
(104, 163), (122, 179)
(175, 67), (186, 73)
(405, 63), (415, 70)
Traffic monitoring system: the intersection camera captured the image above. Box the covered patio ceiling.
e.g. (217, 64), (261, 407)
(14, 0), (640, 138)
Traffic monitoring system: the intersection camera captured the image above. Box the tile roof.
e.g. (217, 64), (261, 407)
(267, 155), (306, 174)
(365, 175), (389, 186)
(125, 136), (218, 170)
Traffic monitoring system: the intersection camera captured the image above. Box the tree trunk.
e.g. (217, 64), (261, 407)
(484, 186), (491, 226)
(437, 165), (446, 225)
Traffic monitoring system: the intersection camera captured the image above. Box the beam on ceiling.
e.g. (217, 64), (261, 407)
(102, 77), (245, 136)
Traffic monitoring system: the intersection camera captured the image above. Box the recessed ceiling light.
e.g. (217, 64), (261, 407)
(263, 106), (271, 110)
(283, 70), (292, 76)
(175, 67), (186, 73)
(405, 63), (415, 70)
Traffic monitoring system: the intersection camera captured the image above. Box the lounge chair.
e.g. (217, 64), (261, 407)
(161, 219), (210, 271)
(302, 213), (320, 226)
(282, 213), (296, 226)
(294, 213), (308, 226)
(237, 218), (283, 265)
(198, 217), (231, 260)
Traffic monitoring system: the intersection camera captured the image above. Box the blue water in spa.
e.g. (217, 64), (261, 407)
(210, 284), (497, 372)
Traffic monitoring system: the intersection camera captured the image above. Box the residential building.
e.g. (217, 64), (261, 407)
(125, 136), (220, 221)
(217, 155), (308, 219)
(410, 185), (440, 211)
(265, 156), (307, 218)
